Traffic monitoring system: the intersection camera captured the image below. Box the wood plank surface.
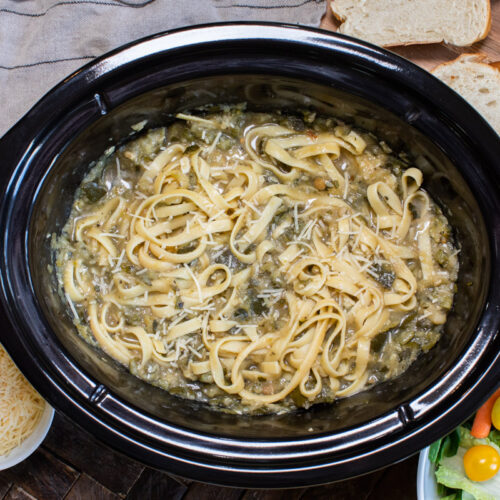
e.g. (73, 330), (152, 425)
(301, 467), (385, 500)
(241, 488), (306, 500)
(369, 455), (420, 500)
(3, 487), (36, 500)
(183, 483), (244, 500)
(42, 413), (144, 496)
(1, 448), (78, 500)
(0, 477), (11, 499)
(126, 469), (188, 500)
(65, 475), (119, 500)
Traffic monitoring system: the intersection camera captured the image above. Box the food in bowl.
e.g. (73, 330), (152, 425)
(426, 389), (500, 500)
(0, 344), (45, 457)
(0, 23), (496, 485)
(53, 105), (459, 415)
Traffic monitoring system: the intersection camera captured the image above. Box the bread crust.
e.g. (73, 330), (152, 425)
(481, 0), (492, 41)
(329, 1), (345, 22)
(330, 0), (492, 48)
(431, 52), (500, 135)
(431, 53), (498, 74)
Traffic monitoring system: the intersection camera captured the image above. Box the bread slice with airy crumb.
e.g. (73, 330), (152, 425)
(330, 0), (491, 47)
(432, 54), (500, 134)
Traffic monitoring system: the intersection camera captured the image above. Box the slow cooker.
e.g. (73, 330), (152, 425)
(0, 24), (498, 487)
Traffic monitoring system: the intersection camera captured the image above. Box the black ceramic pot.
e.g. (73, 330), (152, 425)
(0, 23), (499, 487)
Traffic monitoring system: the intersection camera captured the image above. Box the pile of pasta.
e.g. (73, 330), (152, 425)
(0, 344), (45, 456)
(61, 112), (454, 411)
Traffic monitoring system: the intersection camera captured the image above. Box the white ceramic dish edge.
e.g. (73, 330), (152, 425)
(0, 402), (54, 470)
(417, 446), (440, 500)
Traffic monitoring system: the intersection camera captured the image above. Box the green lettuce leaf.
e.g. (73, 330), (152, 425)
(436, 446), (500, 500)
(458, 426), (494, 449)
(430, 437), (444, 464)
(488, 430), (500, 449)
(443, 430), (461, 459)
(431, 429), (461, 465)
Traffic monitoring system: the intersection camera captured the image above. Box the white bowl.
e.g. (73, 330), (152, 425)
(417, 446), (440, 500)
(0, 402), (54, 470)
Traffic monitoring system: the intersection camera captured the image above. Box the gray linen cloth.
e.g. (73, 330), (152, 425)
(0, 0), (326, 136)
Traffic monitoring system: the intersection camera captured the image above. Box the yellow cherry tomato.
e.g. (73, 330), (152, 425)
(492, 397), (500, 431)
(463, 445), (500, 482)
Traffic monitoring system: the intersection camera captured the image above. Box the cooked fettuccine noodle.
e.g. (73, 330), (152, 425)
(54, 106), (459, 414)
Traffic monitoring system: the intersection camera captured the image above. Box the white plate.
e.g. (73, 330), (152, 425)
(417, 446), (440, 500)
(0, 402), (54, 470)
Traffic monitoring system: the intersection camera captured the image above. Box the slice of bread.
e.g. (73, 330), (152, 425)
(432, 54), (500, 134)
(330, 0), (491, 47)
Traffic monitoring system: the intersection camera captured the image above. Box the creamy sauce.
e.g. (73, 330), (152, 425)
(54, 106), (459, 415)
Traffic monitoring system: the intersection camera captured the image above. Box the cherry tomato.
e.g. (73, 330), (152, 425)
(492, 397), (500, 431)
(463, 445), (500, 482)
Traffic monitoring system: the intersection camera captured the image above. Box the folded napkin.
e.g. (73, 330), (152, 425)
(0, 0), (326, 136)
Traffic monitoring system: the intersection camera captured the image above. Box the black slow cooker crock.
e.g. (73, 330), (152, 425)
(0, 24), (499, 487)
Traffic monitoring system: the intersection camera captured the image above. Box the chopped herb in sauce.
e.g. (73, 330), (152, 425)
(54, 106), (459, 416)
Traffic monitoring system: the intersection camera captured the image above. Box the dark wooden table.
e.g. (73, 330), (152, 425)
(0, 411), (418, 500)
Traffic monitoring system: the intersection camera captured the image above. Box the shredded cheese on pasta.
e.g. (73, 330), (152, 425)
(55, 109), (458, 414)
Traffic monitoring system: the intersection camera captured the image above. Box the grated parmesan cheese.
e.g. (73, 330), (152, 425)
(343, 172), (349, 199)
(176, 113), (218, 127)
(184, 264), (203, 303)
(53, 106), (459, 416)
(0, 344), (45, 456)
(293, 204), (299, 232)
(287, 240), (315, 253)
(116, 157), (122, 182)
(103, 233), (126, 241)
(298, 219), (315, 241)
(242, 199), (262, 216)
(65, 293), (80, 321)
(127, 212), (154, 223)
(112, 250), (126, 273)
(206, 131), (222, 156)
